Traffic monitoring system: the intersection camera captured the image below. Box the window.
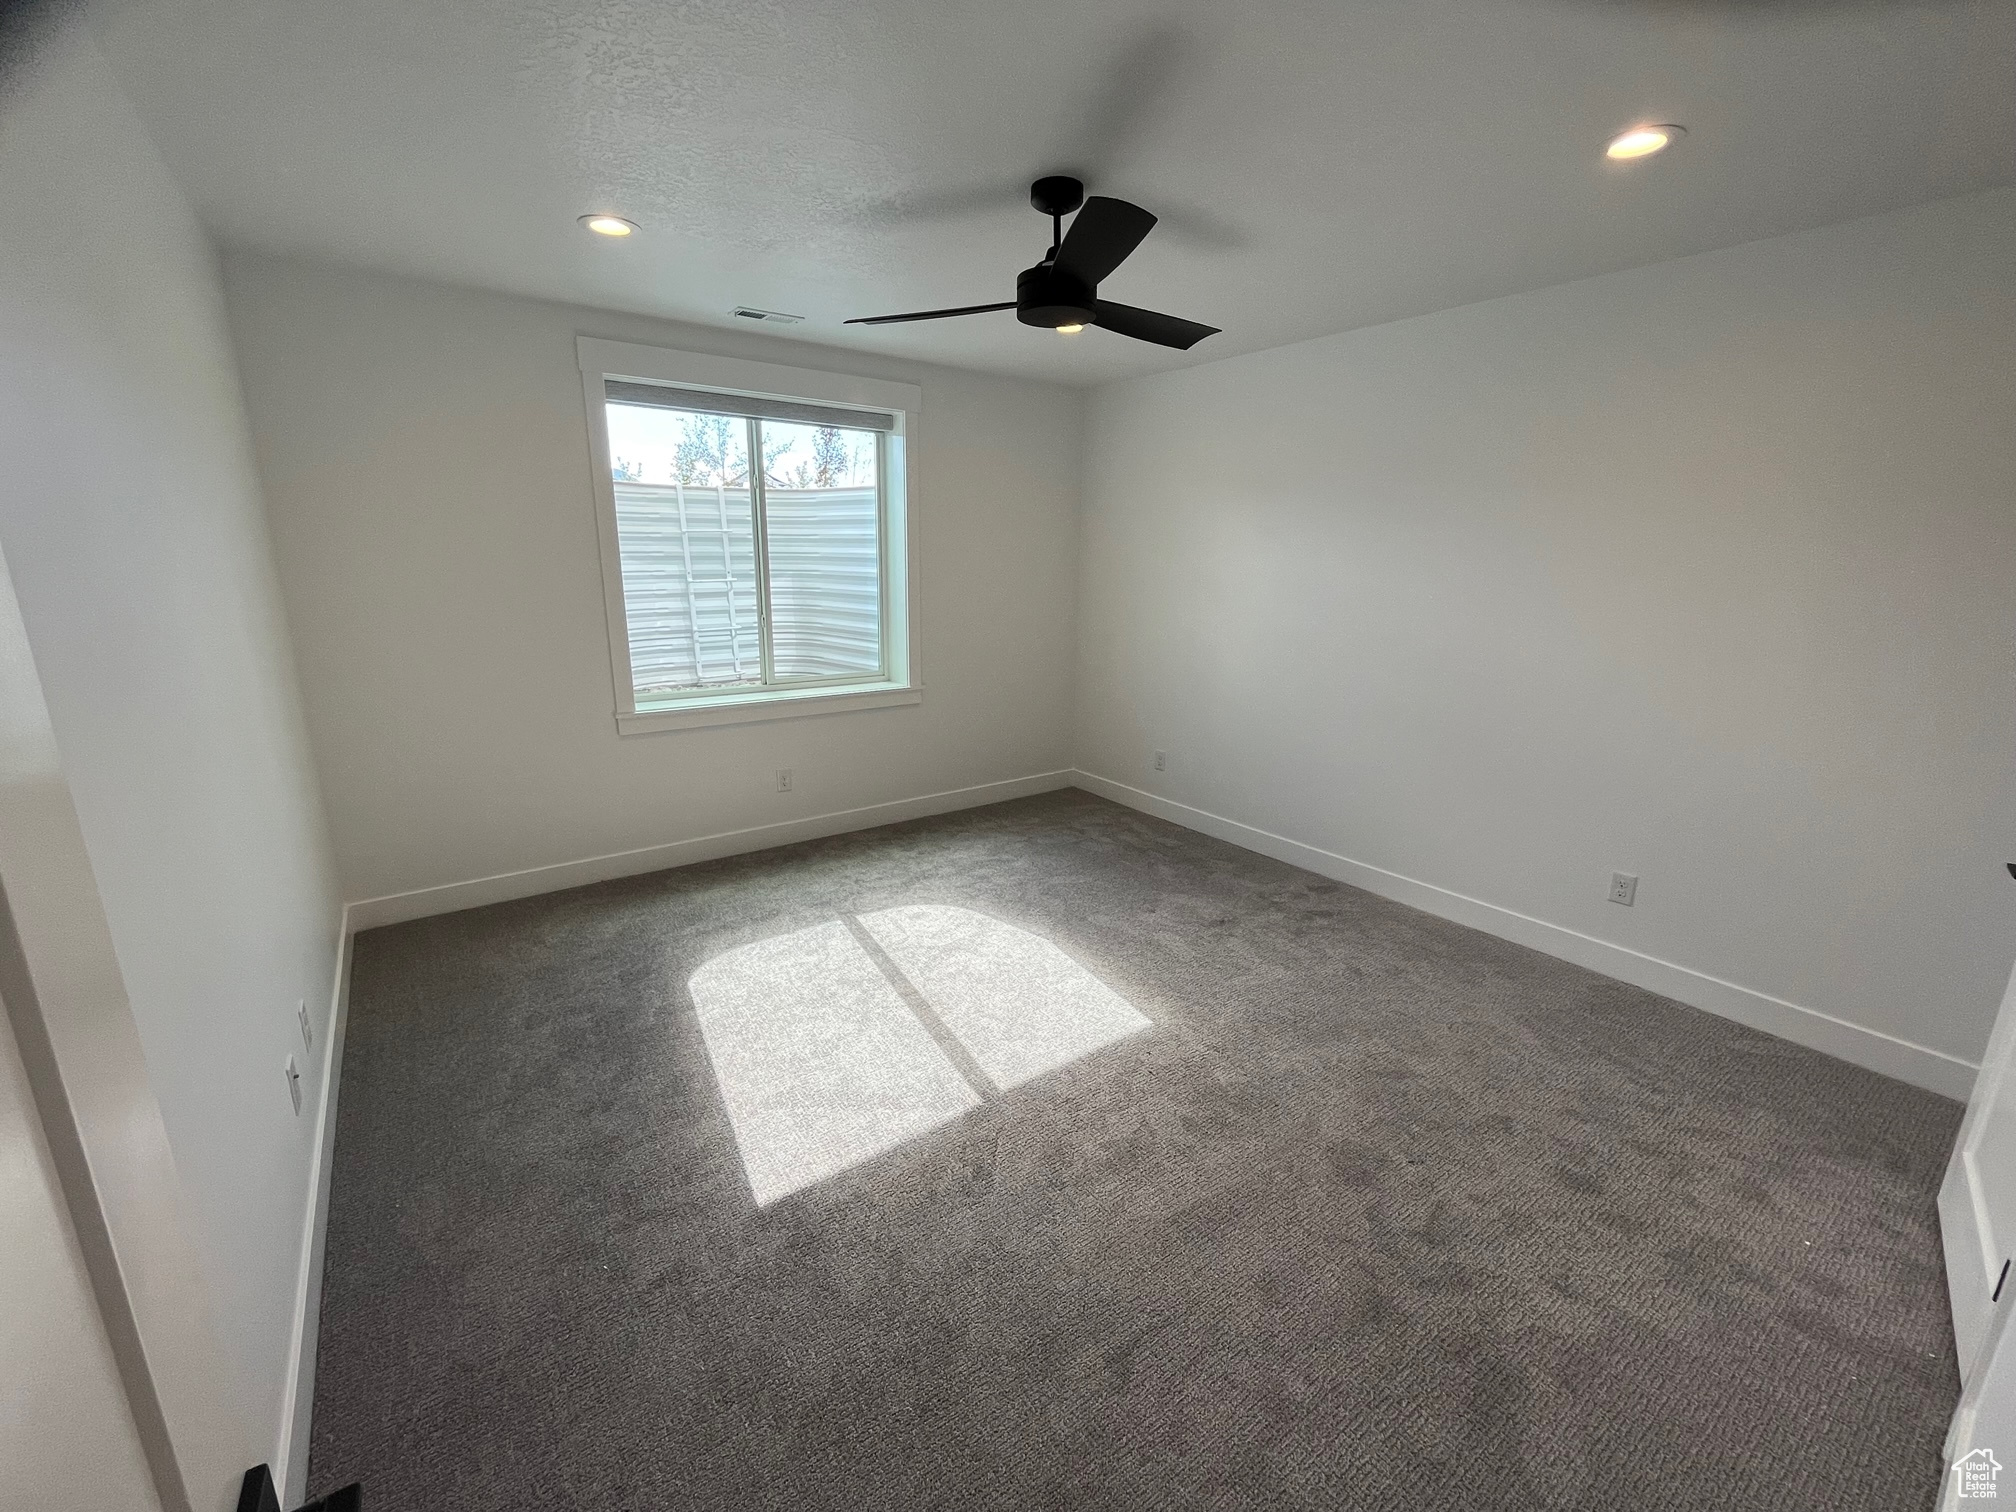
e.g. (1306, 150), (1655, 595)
(578, 340), (919, 732)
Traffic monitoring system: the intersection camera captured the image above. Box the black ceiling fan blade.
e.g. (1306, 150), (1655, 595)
(846, 302), (1015, 326)
(1092, 300), (1219, 350)
(1054, 197), (1157, 286)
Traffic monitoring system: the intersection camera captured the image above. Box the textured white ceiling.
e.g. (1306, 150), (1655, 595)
(92, 0), (2016, 385)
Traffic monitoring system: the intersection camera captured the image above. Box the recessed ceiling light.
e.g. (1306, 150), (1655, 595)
(580, 214), (638, 237)
(1605, 124), (1684, 162)
(1056, 323), (1084, 334)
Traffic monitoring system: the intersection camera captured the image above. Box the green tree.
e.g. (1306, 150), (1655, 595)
(812, 426), (850, 487)
(762, 435), (804, 488)
(673, 414), (747, 486)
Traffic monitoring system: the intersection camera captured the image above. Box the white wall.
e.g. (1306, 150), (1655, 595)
(0, 28), (344, 1498)
(1077, 189), (2016, 1095)
(222, 254), (1082, 906)
(0, 999), (162, 1512)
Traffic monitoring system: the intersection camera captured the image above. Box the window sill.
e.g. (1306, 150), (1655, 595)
(616, 683), (921, 735)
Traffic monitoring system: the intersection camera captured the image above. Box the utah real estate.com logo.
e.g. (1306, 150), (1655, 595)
(1956, 1448), (2003, 1499)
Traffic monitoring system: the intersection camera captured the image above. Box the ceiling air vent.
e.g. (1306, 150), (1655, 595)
(732, 307), (804, 326)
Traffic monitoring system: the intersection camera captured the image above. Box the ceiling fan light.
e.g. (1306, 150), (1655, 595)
(1056, 323), (1084, 334)
(1604, 124), (1683, 161)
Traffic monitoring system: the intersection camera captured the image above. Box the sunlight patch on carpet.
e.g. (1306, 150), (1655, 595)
(857, 905), (1149, 1090)
(688, 910), (1147, 1204)
(687, 920), (981, 1205)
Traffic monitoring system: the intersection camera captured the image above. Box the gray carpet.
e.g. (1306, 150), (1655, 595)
(309, 789), (1961, 1510)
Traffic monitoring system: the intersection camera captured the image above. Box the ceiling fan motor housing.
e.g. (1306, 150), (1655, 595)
(1016, 263), (1095, 329)
(1029, 175), (1086, 217)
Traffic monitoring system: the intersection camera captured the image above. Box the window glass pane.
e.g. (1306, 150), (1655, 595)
(759, 420), (883, 682)
(606, 404), (761, 699)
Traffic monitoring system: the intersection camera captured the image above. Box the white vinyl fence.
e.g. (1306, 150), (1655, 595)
(613, 481), (881, 699)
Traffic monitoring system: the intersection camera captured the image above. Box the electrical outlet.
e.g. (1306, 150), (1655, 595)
(296, 998), (313, 1054)
(284, 1055), (303, 1115)
(775, 768), (794, 794)
(1608, 871), (1639, 907)
(1152, 750), (1166, 772)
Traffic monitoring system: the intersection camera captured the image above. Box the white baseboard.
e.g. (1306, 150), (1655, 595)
(275, 910), (354, 1504)
(345, 770), (1077, 932)
(1072, 769), (1979, 1102)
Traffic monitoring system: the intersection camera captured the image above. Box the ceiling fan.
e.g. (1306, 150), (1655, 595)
(847, 176), (1220, 350)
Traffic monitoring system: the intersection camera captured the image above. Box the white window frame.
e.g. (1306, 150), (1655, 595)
(578, 337), (923, 734)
